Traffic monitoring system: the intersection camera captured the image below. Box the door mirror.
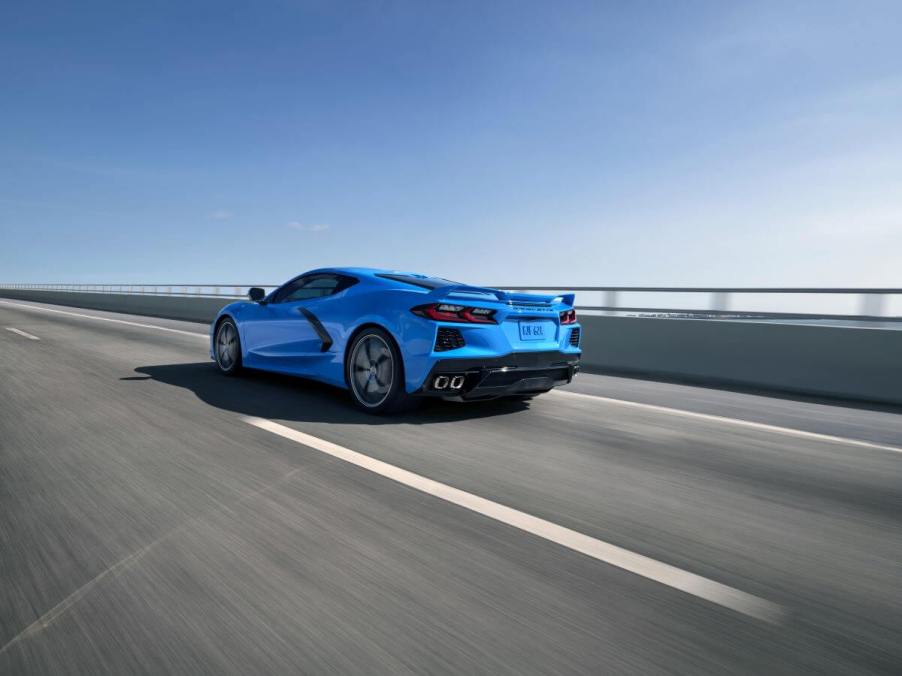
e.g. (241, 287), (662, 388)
(248, 287), (266, 303)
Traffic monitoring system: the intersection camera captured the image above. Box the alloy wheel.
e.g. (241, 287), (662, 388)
(216, 322), (238, 370)
(350, 334), (393, 407)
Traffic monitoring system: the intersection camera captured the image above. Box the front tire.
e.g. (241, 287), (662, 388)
(346, 327), (414, 414)
(214, 318), (243, 376)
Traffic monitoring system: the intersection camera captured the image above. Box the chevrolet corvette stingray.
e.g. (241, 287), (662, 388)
(211, 268), (581, 413)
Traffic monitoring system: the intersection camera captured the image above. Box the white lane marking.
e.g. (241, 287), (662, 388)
(0, 300), (208, 338)
(5, 327), (40, 340)
(552, 389), (902, 455)
(243, 415), (784, 624)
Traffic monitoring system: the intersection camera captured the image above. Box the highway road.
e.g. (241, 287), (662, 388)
(1, 299), (901, 675)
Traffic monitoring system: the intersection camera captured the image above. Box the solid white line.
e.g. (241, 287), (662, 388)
(242, 415), (784, 624)
(552, 389), (902, 455)
(0, 300), (208, 338)
(5, 327), (40, 340)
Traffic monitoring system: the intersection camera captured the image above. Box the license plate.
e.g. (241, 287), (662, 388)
(518, 321), (545, 341)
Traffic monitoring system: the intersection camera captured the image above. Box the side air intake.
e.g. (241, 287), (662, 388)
(435, 327), (465, 352)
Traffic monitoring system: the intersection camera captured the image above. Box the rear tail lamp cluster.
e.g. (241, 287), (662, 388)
(411, 303), (497, 324)
(560, 309), (577, 324)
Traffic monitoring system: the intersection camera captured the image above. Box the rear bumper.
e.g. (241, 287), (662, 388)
(414, 351), (581, 400)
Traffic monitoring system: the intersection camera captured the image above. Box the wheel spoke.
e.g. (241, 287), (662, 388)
(354, 349), (369, 369)
(375, 363), (388, 383)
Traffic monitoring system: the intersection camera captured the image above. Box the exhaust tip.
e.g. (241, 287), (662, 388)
(434, 375), (450, 389)
(450, 375), (465, 389)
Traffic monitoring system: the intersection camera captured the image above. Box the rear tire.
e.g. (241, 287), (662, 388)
(346, 327), (415, 414)
(214, 318), (243, 376)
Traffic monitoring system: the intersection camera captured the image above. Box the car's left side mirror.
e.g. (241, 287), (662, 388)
(248, 287), (266, 303)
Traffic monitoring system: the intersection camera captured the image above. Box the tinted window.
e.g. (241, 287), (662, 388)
(376, 273), (460, 290)
(273, 274), (357, 303)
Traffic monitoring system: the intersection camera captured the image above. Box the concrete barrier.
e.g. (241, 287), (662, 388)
(578, 315), (902, 405)
(0, 289), (231, 323)
(2, 289), (900, 405)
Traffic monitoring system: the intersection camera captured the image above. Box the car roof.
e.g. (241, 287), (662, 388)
(304, 267), (441, 281)
(307, 266), (413, 276)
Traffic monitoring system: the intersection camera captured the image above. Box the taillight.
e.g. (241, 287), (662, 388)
(411, 303), (497, 324)
(560, 309), (577, 324)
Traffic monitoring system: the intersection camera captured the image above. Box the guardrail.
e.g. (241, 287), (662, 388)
(1, 284), (900, 322)
(0, 284), (278, 298)
(494, 286), (902, 323)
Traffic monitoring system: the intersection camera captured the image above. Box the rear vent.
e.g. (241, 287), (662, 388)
(569, 327), (581, 347)
(435, 327), (465, 352)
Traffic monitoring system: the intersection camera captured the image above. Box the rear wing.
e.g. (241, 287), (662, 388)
(506, 291), (575, 307)
(430, 285), (576, 307)
(428, 285), (508, 301)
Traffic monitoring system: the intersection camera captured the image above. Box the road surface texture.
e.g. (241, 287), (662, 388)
(1, 299), (900, 675)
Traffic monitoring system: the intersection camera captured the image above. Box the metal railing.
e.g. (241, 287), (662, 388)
(493, 286), (902, 323)
(1, 283), (900, 323)
(0, 283), (278, 298)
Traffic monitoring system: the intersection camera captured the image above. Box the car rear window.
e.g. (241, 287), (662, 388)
(375, 273), (460, 290)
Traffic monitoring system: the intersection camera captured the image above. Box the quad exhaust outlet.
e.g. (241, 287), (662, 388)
(433, 374), (465, 391)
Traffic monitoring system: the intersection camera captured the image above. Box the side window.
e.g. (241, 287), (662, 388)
(278, 275), (340, 302)
(270, 277), (306, 304)
(271, 274), (357, 303)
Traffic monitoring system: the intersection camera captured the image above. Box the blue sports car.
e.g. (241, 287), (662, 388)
(210, 268), (581, 413)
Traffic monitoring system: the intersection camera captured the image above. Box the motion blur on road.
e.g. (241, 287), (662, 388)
(4, 0), (902, 672)
(1, 298), (900, 674)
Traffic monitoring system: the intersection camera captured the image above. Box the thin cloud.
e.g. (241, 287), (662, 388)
(208, 209), (233, 220)
(287, 221), (330, 232)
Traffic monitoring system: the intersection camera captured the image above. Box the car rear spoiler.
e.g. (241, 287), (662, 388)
(429, 285), (509, 301)
(430, 285), (575, 307)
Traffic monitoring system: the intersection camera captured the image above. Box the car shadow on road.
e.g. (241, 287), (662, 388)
(130, 362), (531, 426)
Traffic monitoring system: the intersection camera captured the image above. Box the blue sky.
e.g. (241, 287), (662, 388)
(1, 0), (900, 286)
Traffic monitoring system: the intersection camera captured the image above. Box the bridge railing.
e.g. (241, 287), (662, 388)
(1, 284), (900, 323)
(493, 286), (902, 323)
(0, 283), (279, 299)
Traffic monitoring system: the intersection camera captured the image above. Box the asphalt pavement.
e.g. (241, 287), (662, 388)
(1, 299), (900, 675)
